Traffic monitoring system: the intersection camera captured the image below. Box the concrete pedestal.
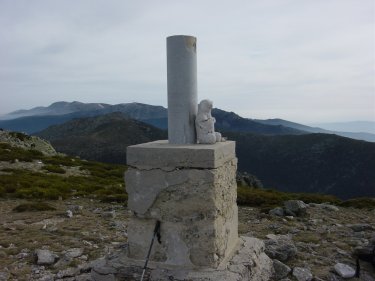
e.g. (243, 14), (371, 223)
(125, 140), (238, 269)
(91, 237), (274, 281)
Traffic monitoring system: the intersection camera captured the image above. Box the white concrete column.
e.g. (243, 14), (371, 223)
(167, 35), (197, 144)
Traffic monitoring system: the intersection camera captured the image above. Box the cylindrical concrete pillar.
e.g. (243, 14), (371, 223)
(167, 35), (197, 144)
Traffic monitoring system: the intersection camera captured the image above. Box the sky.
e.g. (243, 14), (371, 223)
(0, 0), (374, 123)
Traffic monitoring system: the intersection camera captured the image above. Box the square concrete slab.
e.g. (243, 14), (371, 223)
(126, 140), (236, 169)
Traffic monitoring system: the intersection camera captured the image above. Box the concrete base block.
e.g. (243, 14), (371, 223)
(125, 140), (238, 269)
(91, 237), (273, 281)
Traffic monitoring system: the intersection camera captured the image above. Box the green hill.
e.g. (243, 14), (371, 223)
(227, 132), (375, 199)
(0, 136), (127, 202)
(35, 112), (167, 163)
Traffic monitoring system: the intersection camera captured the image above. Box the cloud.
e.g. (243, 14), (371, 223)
(0, 0), (374, 123)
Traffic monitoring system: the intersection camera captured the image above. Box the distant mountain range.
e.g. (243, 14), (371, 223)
(34, 112), (375, 199)
(254, 119), (375, 142)
(1, 101), (374, 142)
(310, 121), (375, 135)
(36, 112), (166, 164)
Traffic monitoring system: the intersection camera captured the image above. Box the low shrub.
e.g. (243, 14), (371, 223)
(99, 194), (128, 203)
(13, 202), (56, 212)
(339, 198), (375, 209)
(43, 164), (66, 174)
(237, 186), (290, 208)
(9, 132), (31, 141)
(237, 186), (342, 208)
(0, 143), (43, 162)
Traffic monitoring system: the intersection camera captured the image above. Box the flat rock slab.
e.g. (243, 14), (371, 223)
(127, 140), (236, 169)
(91, 236), (273, 281)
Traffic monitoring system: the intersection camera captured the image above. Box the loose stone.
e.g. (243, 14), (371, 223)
(292, 267), (313, 281)
(333, 263), (356, 278)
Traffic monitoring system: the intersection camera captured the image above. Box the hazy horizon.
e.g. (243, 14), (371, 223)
(0, 1), (374, 123)
(1, 100), (374, 126)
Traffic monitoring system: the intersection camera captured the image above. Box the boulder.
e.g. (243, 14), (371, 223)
(264, 235), (297, 262)
(65, 248), (84, 259)
(348, 223), (373, 232)
(269, 207), (285, 217)
(273, 259), (291, 279)
(292, 267), (313, 281)
(101, 211), (116, 219)
(67, 205), (83, 214)
(321, 204), (339, 211)
(333, 263), (355, 278)
(35, 249), (59, 265)
(284, 200), (307, 217)
(0, 271), (10, 281)
(56, 267), (79, 278)
(66, 210), (73, 218)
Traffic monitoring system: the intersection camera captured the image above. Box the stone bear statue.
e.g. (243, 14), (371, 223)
(195, 99), (224, 144)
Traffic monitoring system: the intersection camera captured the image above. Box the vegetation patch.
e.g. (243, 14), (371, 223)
(0, 144), (127, 201)
(294, 232), (322, 244)
(339, 198), (375, 210)
(237, 186), (341, 208)
(9, 132), (31, 141)
(12, 202), (56, 212)
(0, 142), (43, 162)
(43, 164), (66, 174)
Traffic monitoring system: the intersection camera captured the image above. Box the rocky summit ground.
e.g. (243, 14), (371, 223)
(0, 198), (374, 281)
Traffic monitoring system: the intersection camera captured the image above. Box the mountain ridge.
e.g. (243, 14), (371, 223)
(35, 112), (375, 199)
(2, 101), (374, 142)
(35, 112), (167, 164)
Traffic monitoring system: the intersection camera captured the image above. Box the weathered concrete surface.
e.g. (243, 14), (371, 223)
(91, 237), (274, 281)
(126, 140), (235, 169)
(125, 141), (238, 268)
(167, 35), (197, 144)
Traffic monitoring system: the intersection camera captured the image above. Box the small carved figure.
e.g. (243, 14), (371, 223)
(195, 99), (225, 144)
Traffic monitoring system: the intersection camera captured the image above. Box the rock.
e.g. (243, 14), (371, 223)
(101, 211), (116, 219)
(91, 266), (116, 281)
(333, 262), (355, 278)
(66, 210), (73, 218)
(273, 259), (291, 279)
(75, 273), (93, 281)
(348, 223), (373, 232)
(16, 252), (29, 259)
(269, 207), (285, 217)
(53, 255), (74, 269)
(35, 249), (59, 265)
(36, 274), (54, 281)
(284, 200), (307, 217)
(68, 205), (83, 214)
(292, 267), (313, 281)
(79, 255), (88, 261)
(236, 172), (263, 188)
(92, 208), (102, 214)
(0, 271), (10, 281)
(321, 203), (339, 211)
(264, 235), (297, 262)
(56, 267), (79, 278)
(65, 248), (84, 258)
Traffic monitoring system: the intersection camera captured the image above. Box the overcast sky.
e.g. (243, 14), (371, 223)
(0, 0), (374, 123)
